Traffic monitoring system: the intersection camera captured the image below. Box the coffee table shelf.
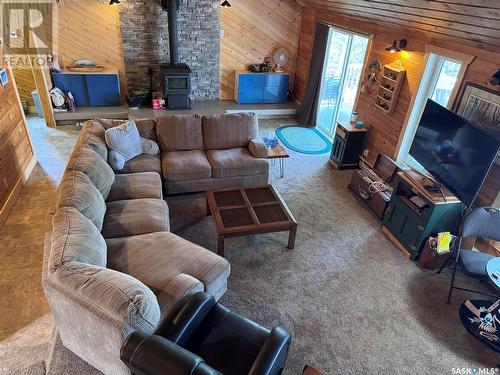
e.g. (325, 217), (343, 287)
(207, 185), (298, 256)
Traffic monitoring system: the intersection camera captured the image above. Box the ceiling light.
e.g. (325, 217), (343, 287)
(221, 1), (231, 7)
(386, 39), (407, 53)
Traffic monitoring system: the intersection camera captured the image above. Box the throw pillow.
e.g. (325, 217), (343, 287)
(105, 121), (159, 170)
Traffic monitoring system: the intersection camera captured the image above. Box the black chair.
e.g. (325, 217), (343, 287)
(442, 207), (500, 304)
(120, 292), (292, 375)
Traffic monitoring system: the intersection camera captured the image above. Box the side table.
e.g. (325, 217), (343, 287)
(267, 144), (289, 179)
(486, 257), (500, 290)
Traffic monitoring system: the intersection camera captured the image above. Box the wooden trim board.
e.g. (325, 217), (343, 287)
(0, 155), (37, 229)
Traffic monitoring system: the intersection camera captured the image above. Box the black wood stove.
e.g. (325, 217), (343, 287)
(161, 0), (191, 109)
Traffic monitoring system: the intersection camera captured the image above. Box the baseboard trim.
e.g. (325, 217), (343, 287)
(0, 155), (37, 229)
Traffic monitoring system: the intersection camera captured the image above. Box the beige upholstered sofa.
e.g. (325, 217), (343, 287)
(96, 113), (270, 194)
(43, 115), (272, 374)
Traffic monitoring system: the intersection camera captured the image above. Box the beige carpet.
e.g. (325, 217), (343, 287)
(1, 119), (497, 374)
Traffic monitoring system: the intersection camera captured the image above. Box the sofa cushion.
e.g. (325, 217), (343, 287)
(67, 145), (115, 199)
(57, 170), (106, 230)
(96, 118), (158, 142)
(50, 207), (107, 271)
(161, 150), (212, 182)
(106, 231), (230, 317)
(203, 113), (258, 150)
(79, 132), (108, 162)
(81, 120), (106, 141)
(107, 172), (163, 202)
(50, 261), (161, 333)
(116, 154), (162, 175)
(207, 148), (269, 178)
(102, 198), (170, 239)
(155, 115), (203, 151)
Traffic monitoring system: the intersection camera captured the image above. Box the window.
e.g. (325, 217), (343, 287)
(396, 53), (465, 166)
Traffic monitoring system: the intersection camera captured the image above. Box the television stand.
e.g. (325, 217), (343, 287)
(410, 169), (447, 202)
(382, 170), (464, 260)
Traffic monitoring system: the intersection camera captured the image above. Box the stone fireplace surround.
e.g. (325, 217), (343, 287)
(119, 0), (220, 100)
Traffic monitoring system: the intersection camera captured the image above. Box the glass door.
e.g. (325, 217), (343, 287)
(316, 28), (369, 138)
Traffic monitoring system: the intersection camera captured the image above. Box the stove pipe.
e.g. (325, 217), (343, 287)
(162, 0), (179, 65)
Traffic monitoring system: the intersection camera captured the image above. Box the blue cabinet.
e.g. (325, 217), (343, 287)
(52, 72), (121, 107)
(234, 72), (289, 104)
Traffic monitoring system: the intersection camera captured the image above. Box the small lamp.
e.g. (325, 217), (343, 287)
(221, 1), (231, 7)
(109, 0), (120, 5)
(386, 39), (407, 53)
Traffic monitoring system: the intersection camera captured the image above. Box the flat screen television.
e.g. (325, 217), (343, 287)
(409, 99), (500, 207)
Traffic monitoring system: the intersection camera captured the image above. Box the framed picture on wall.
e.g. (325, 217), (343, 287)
(457, 83), (500, 164)
(0, 68), (8, 87)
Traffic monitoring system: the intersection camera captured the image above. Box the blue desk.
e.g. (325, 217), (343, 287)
(234, 72), (289, 104)
(52, 71), (121, 107)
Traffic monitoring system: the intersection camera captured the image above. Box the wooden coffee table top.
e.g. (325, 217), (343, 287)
(267, 144), (290, 159)
(206, 185), (297, 236)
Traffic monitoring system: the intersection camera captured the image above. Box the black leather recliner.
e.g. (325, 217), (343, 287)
(120, 292), (292, 375)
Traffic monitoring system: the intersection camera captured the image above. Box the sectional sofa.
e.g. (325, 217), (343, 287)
(97, 113), (270, 194)
(42, 113), (270, 374)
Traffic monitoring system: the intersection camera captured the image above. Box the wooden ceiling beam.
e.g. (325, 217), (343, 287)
(304, 2), (500, 47)
(313, 0), (500, 28)
(305, 2), (500, 40)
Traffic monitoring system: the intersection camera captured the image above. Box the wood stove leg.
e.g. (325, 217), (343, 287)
(287, 225), (297, 249)
(217, 235), (225, 257)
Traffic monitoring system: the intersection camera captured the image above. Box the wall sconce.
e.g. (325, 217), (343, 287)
(109, 0), (120, 5)
(490, 69), (500, 86)
(221, 1), (231, 7)
(385, 39), (407, 53)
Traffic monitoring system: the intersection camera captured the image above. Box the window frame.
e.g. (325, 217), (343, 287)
(395, 46), (474, 166)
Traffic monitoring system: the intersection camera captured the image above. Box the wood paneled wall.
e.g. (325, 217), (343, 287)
(56, 0), (127, 97)
(294, 7), (500, 206)
(220, 0), (303, 99)
(0, 46), (36, 226)
(12, 66), (37, 109)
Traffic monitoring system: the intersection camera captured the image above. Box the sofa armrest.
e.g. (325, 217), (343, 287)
(45, 261), (161, 334)
(155, 292), (216, 346)
(248, 138), (268, 158)
(121, 331), (221, 375)
(248, 327), (292, 375)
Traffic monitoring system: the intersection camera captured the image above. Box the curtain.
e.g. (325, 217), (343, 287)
(296, 22), (330, 128)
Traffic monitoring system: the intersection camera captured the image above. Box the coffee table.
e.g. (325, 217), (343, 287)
(206, 185), (298, 257)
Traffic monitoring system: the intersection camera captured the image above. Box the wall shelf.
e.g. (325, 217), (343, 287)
(376, 61), (406, 114)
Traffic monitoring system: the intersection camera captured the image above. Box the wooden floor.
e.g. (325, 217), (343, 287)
(0, 118), (79, 340)
(54, 99), (299, 124)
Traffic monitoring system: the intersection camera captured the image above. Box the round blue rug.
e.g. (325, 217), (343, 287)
(276, 126), (332, 155)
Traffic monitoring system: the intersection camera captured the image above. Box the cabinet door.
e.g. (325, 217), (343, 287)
(330, 135), (345, 163)
(86, 74), (121, 106)
(263, 86), (288, 103)
(384, 197), (423, 254)
(53, 73), (89, 107)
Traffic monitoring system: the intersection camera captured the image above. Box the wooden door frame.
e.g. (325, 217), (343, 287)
(19, 27), (56, 128)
